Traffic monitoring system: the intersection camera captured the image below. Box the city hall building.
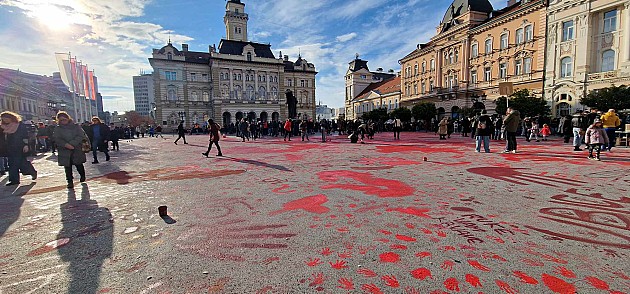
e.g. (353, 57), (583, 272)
(149, 0), (317, 128)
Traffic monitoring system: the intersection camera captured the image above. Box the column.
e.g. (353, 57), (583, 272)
(254, 70), (259, 100)
(228, 68), (233, 98)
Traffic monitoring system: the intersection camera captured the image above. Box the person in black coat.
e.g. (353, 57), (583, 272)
(474, 110), (494, 153)
(85, 117), (110, 164)
(174, 121), (188, 145)
(0, 126), (9, 176)
(0, 111), (38, 185)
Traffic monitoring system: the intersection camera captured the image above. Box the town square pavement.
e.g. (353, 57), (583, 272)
(0, 131), (629, 294)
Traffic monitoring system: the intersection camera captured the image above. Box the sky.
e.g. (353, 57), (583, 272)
(0, 0), (507, 113)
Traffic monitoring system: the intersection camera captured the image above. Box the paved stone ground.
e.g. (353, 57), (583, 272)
(0, 131), (629, 294)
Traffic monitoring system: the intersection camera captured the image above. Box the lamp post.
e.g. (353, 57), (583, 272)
(178, 111), (186, 125)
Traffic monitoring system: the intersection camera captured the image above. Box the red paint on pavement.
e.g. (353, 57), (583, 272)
(513, 271), (539, 285)
(379, 252), (400, 263)
(361, 284), (383, 294)
(357, 268), (378, 278)
(542, 274), (576, 294)
(553, 266), (577, 279)
(319, 171), (415, 197)
(468, 260), (491, 272)
(584, 276), (609, 290)
(411, 268), (433, 280)
(337, 278), (354, 290)
(386, 207), (431, 218)
(329, 260), (348, 269)
(465, 274), (482, 287)
(444, 277), (460, 292)
(27, 238), (70, 257)
(395, 234), (417, 242)
(495, 280), (519, 294)
(270, 194), (330, 215)
(415, 251), (432, 258)
(382, 275), (400, 288)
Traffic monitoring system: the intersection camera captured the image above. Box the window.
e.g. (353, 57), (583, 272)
(413, 84), (418, 95)
(421, 82), (426, 94)
(525, 25), (533, 42)
(247, 52), (252, 61)
(485, 39), (493, 54)
(167, 53), (172, 60)
(430, 59), (435, 71)
(484, 67), (492, 81)
(603, 10), (617, 33)
(499, 63), (507, 78)
(414, 64), (418, 75)
(191, 91), (198, 101)
(562, 21), (574, 41)
(524, 57), (532, 74)
(515, 59), (522, 76)
(165, 71), (176, 81)
(301, 80), (305, 87)
(202, 74), (208, 81)
(602, 50), (615, 72)
(190, 73), (196, 81)
(500, 34), (508, 49)
(470, 69), (478, 84)
(202, 91), (209, 101)
(560, 57), (573, 77)
(360, 75), (367, 79)
(471, 44), (478, 58)
(422, 61), (426, 73)
(395, 99), (399, 109)
(429, 80), (434, 92)
(287, 79), (292, 87)
(448, 51), (454, 64)
(167, 88), (177, 101)
(516, 28), (524, 44)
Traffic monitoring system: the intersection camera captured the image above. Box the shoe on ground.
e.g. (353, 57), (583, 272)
(106, 156), (110, 162)
(202, 152), (209, 157)
(595, 157), (601, 161)
(573, 148), (582, 151)
(184, 143), (188, 144)
(80, 176), (86, 182)
(587, 156), (594, 160)
(92, 160), (99, 164)
(67, 182), (74, 189)
(32, 171), (37, 180)
(217, 153), (223, 157)
(511, 150), (517, 154)
(502, 150), (511, 153)
(174, 142), (177, 145)
(536, 140), (540, 142)
(6, 182), (19, 186)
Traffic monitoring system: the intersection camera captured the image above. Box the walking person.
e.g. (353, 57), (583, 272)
(155, 125), (165, 139)
(202, 119), (223, 158)
(0, 126), (8, 177)
(174, 122), (188, 145)
(600, 109), (621, 152)
(585, 119), (609, 161)
(540, 124), (552, 141)
(283, 119), (292, 141)
(571, 112), (584, 151)
(474, 110), (493, 153)
(239, 119), (250, 142)
(502, 107), (521, 153)
(300, 120), (309, 141)
(52, 112), (87, 188)
(529, 119), (540, 142)
(0, 111), (37, 186)
(86, 117), (110, 164)
(393, 117), (402, 140)
(438, 117), (448, 140)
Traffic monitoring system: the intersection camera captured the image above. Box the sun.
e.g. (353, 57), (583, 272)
(28, 4), (73, 30)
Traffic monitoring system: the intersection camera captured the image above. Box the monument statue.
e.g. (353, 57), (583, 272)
(285, 89), (297, 119)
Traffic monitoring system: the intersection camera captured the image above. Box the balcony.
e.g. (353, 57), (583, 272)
(588, 70), (620, 81)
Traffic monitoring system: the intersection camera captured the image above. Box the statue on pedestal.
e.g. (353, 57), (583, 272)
(285, 89), (297, 119)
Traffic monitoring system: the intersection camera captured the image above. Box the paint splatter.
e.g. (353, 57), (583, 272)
(357, 268), (378, 278)
(329, 260), (348, 269)
(379, 252), (400, 263)
(337, 278), (354, 290)
(386, 207), (431, 218)
(495, 280), (519, 294)
(361, 283), (383, 294)
(382, 275), (400, 288)
(319, 171), (415, 198)
(415, 251), (432, 258)
(270, 194), (330, 215)
(542, 274), (576, 294)
(444, 278), (460, 292)
(395, 234), (417, 242)
(465, 274), (482, 287)
(584, 276), (609, 290)
(467, 260), (491, 272)
(553, 266), (576, 279)
(513, 271), (539, 285)
(27, 238), (70, 256)
(411, 268), (432, 280)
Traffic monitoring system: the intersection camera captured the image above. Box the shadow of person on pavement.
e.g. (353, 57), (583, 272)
(0, 183), (35, 238)
(57, 183), (113, 294)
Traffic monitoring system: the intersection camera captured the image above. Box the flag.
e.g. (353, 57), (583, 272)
(83, 65), (90, 99)
(55, 53), (72, 91)
(71, 58), (79, 94)
(76, 61), (84, 98)
(88, 71), (96, 101)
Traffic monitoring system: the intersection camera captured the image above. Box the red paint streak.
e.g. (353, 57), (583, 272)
(361, 284), (383, 294)
(441, 246), (456, 252)
(451, 207), (476, 212)
(27, 238), (70, 257)
(437, 230), (447, 237)
(337, 278), (354, 290)
(486, 235), (505, 244)
(495, 280), (519, 294)
(330, 260), (348, 269)
(441, 260), (455, 271)
(584, 276), (609, 290)
(542, 274), (576, 294)
(386, 207), (431, 218)
(379, 252), (400, 263)
(491, 254), (507, 262)
(382, 275), (400, 288)
(415, 251), (432, 258)
(357, 268), (378, 278)
(309, 273), (325, 287)
(553, 266), (577, 279)
(444, 278), (460, 292)
(411, 268), (433, 280)
(270, 194), (329, 215)
(468, 260), (491, 272)
(319, 171), (415, 198)
(395, 234), (417, 242)
(405, 223), (416, 229)
(390, 244), (408, 250)
(321, 248), (333, 256)
(521, 258), (544, 267)
(465, 274), (482, 287)
(375, 238), (390, 243)
(271, 184), (296, 194)
(306, 258), (322, 267)
(513, 271), (538, 285)
(336, 227), (349, 233)
(421, 228), (433, 234)
(337, 251), (352, 259)
(379, 230), (393, 235)
(430, 291), (449, 294)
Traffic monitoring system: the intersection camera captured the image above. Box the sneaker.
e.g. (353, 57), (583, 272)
(217, 153), (223, 157)
(202, 152), (209, 157)
(67, 181), (74, 189)
(92, 160), (99, 164)
(31, 171), (37, 180)
(174, 142), (178, 145)
(5, 182), (19, 186)
(502, 150), (511, 153)
(587, 156), (594, 160)
(80, 175), (86, 183)
(595, 157), (601, 161)
(511, 150), (517, 154)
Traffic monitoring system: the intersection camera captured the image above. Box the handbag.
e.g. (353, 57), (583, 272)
(81, 135), (92, 153)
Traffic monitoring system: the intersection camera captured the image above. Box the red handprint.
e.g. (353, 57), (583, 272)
(361, 284), (383, 294)
(382, 275), (400, 288)
(337, 277), (354, 290)
(338, 251), (352, 259)
(495, 279), (519, 294)
(513, 271), (538, 285)
(468, 260), (491, 272)
(411, 268), (433, 280)
(444, 277), (460, 292)
(441, 246), (456, 252)
(415, 251), (432, 258)
(321, 247), (333, 256)
(357, 268), (378, 278)
(330, 260), (348, 269)
(421, 228), (433, 234)
(437, 230), (447, 237)
(305, 258), (322, 267)
(465, 274), (482, 287)
(308, 273), (325, 287)
(441, 260), (455, 271)
(553, 266), (577, 279)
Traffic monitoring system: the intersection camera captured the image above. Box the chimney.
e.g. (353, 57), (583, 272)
(284, 55), (289, 61)
(182, 44), (189, 52)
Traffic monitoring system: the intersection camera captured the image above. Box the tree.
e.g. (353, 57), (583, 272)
(412, 102), (437, 122)
(390, 107), (412, 122)
(122, 111), (152, 127)
(494, 89), (550, 118)
(361, 108), (389, 122)
(581, 85), (630, 111)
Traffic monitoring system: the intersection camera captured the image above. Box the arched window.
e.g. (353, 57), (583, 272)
(234, 85), (241, 99)
(247, 85), (255, 100)
(422, 61), (426, 73)
(485, 39), (493, 54)
(247, 52), (252, 61)
(221, 84), (229, 99)
(471, 44), (478, 58)
(414, 64), (418, 75)
(271, 87), (278, 100)
(258, 86), (266, 99)
(602, 50), (615, 72)
(167, 88), (177, 101)
(525, 25), (533, 42)
(556, 102), (571, 117)
(191, 91), (198, 101)
(500, 33), (508, 49)
(202, 91), (209, 101)
(395, 99), (399, 109)
(560, 57), (573, 77)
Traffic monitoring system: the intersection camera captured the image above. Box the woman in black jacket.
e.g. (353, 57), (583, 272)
(0, 111), (38, 185)
(85, 117), (110, 164)
(475, 110), (494, 153)
(0, 126), (8, 176)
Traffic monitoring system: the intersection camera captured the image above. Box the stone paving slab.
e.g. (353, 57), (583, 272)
(0, 132), (629, 294)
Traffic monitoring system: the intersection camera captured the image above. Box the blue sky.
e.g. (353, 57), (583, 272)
(0, 0), (506, 113)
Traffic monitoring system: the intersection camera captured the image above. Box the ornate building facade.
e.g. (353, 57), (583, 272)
(150, 0), (316, 129)
(544, 0), (630, 117)
(344, 55), (396, 120)
(399, 0), (547, 117)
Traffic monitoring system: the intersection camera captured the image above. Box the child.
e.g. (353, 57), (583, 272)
(540, 124), (551, 141)
(529, 120), (540, 142)
(585, 119), (609, 161)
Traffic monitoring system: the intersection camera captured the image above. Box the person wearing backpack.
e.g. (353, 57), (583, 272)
(475, 110), (493, 153)
(202, 119), (223, 157)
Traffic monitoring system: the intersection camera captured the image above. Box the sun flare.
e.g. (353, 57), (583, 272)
(29, 4), (73, 30)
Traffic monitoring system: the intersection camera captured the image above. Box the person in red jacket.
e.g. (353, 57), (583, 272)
(540, 124), (552, 141)
(283, 119), (292, 141)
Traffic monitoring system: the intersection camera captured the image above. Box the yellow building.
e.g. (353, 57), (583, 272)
(400, 0), (547, 117)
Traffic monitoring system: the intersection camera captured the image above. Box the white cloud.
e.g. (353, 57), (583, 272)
(336, 32), (357, 43)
